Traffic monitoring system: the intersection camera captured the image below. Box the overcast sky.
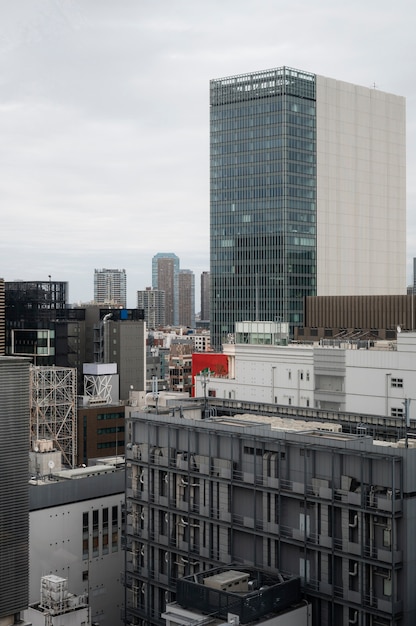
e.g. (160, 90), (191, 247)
(1, 0), (415, 307)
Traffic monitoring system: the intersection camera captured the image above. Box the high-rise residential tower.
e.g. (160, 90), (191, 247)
(152, 253), (179, 326)
(137, 287), (166, 328)
(178, 269), (195, 328)
(94, 268), (127, 307)
(200, 271), (210, 321)
(210, 66), (406, 348)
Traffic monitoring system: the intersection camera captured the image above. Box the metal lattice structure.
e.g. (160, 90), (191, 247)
(84, 373), (113, 404)
(30, 366), (77, 468)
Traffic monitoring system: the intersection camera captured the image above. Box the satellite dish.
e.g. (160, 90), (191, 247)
(34, 446), (39, 453)
(397, 325), (402, 333)
(48, 460), (55, 470)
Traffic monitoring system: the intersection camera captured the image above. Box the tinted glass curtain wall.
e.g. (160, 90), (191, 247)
(210, 67), (317, 348)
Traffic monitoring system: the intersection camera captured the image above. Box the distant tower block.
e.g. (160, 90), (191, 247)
(94, 268), (127, 307)
(30, 366), (77, 468)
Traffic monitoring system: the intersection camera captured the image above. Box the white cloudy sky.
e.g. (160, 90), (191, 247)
(1, 0), (416, 307)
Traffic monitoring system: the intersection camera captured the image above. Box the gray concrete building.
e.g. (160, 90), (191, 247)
(0, 356), (31, 625)
(125, 406), (416, 625)
(152, 253), (180, 327)
(29, 462), (125, 626)
(137, 287), (166, 328)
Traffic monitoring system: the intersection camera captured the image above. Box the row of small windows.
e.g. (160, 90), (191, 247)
(97, 412), (124, 420)
(212, 137), (315, 156)
(97, 426), (125, 435)
(211, 229), (315, 245)
(287, 370), (310, 381)
(213, 174), (315, 189)
(219, 234), (315, 248)
(211, 244), (315, 263)
(212, 247), (317, 264)
(211, 149), (316, 167)
(212, 187), (315, 203)
(243, 445), (286, 459)
(211, 111), (315, 132)
(212, 261), (315, 276)
(212, 199), (316, 213)
(212, 288), (314, 303)
(212, 161), (315, 177)
(212, 124), (315, 143)
(212, 213), (315, 230)
(391, 377), (403, 388)
(213, 279), (317, 294)
(98, 440), (125, 449)
(214, 226), (316, 240)
(210, 99), (315, 120)
(82, 506), (120, 560)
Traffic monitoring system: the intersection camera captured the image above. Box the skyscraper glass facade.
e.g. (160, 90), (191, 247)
(210, 67), (317, 348)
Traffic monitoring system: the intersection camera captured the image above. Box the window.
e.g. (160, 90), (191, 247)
(92, 509), (99, 557)
(299, 557), (310, 583)
(391, 378), (403, 388)
(383, 527), (391, 548)
(112, 505), (119, 552)
(391, 407), (404, 417)
(102, 508), (109, 555)
(82, 570), (88, 581)
(82, 512), (89, 559)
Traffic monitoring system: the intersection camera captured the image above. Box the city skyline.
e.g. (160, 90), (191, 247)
(1, 1), (416, 309)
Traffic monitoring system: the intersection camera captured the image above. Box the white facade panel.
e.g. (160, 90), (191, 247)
(316, 75), (406, 296)
(83, 363), (117, 376)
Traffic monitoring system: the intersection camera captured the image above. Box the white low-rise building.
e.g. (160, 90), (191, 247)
(195, 324), (416, 421)
(29, 462), (125, 626)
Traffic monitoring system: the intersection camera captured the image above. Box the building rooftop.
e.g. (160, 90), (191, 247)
(175, 566), (301, 624)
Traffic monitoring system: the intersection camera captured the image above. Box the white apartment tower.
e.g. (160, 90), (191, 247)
(94, 268), (127, 307)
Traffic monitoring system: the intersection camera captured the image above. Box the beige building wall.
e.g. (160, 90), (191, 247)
(316, 76), (406, 296)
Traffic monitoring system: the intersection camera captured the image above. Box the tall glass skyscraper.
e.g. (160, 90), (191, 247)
(210, 67), (406, 348)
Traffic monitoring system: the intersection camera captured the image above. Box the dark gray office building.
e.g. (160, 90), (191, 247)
(0, 357), (31, 623)
(125, 406), (416, 626)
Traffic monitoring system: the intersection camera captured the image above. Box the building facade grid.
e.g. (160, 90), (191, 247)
(125, 412), (413, 625)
